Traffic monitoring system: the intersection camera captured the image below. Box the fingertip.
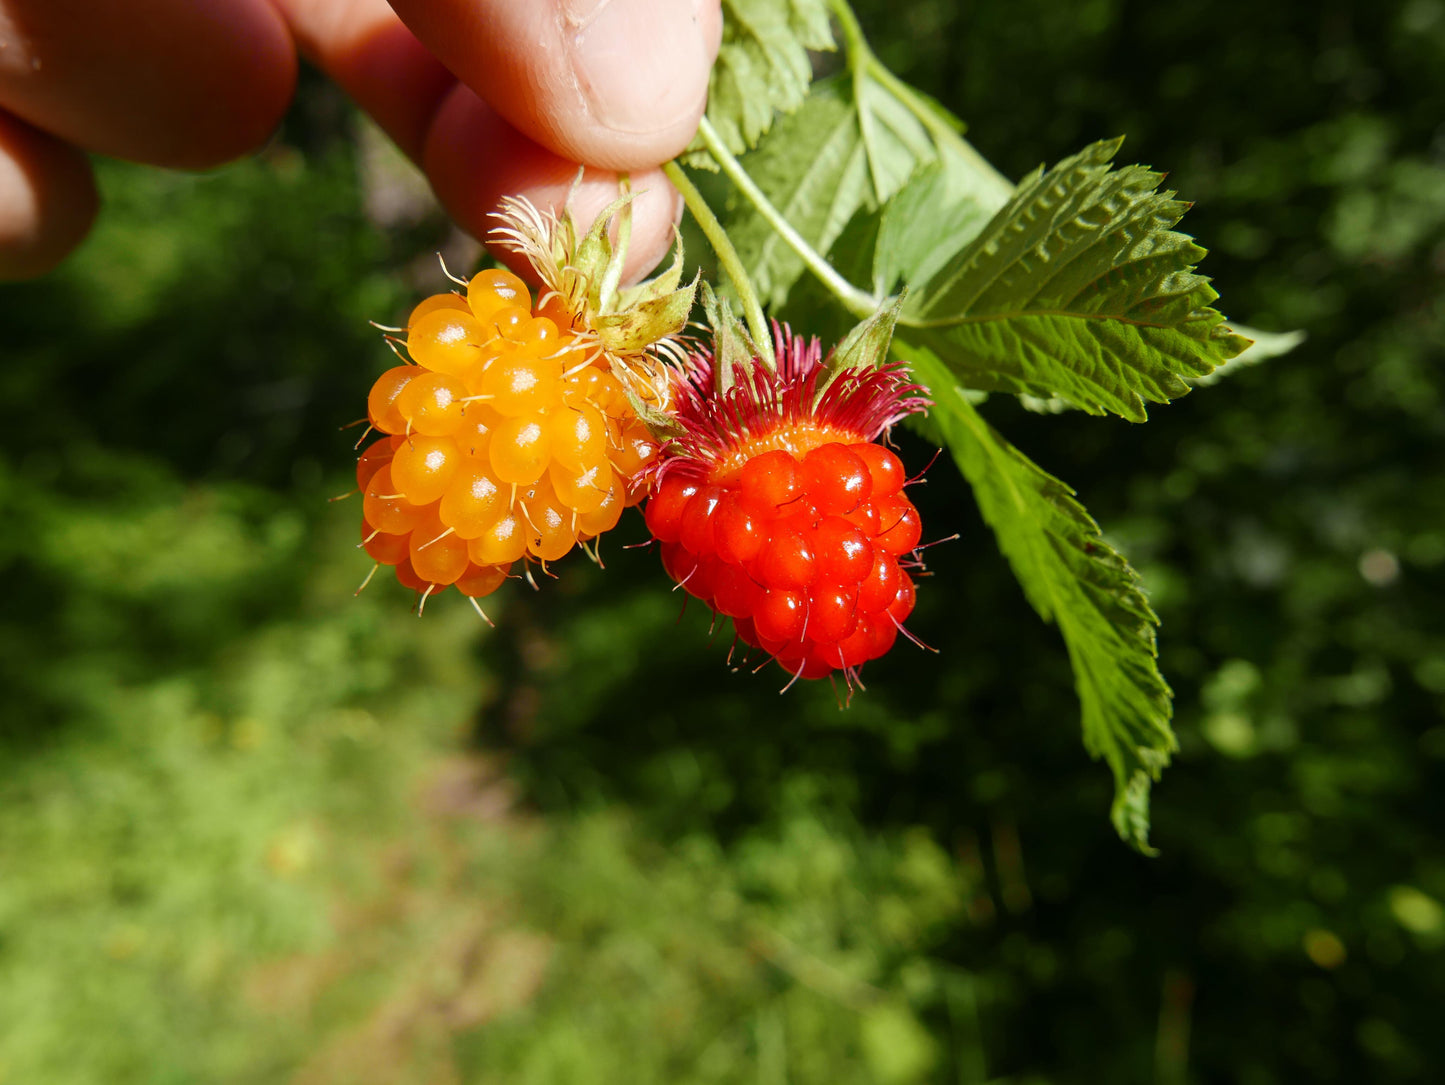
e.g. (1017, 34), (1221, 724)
(423, 85), (683, 285)
(146, 0), (299, 169)
(697, 0), (724, 63)
(272, 0), (453, 164)
(389, 0), (718, 171)
(0, 0), (297, 170)
(0, 113), (97, 281)
(558, 0), (715, 169)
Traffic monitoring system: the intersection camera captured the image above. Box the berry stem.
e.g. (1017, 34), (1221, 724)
(691, 117), (880, 322)
(662, 159), (776, 370)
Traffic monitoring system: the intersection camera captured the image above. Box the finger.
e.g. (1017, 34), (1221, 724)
(275, 0), (686, 283)
(0, 0), (295, 169)
(270, 0), (453, 163)
(0, 110), (96, 279)
(387, 0), (723, 172)
(424, 84), (682, 284)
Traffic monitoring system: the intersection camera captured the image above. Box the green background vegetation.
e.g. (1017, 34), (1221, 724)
(3, 0), (1443, 1080)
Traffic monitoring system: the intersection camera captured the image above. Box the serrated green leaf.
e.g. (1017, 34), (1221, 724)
(716, 53), (1011, 313)
(727, 80), (873, 309)
(872, 161), (1001, 297)
(1013, 325), (1298, 405)
(899, 139), (1250, 422)
(903, 349), (1176, 852)
(1188, 323), (1303, 386)
(683, 0), (835, 169)
(721, 76), (1002, 311)
(855, 73), (936, 199)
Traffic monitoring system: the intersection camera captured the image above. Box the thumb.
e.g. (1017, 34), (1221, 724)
(387, 0), (722, 171)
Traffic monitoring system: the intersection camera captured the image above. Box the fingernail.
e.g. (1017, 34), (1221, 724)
(566, 0), (709, 135)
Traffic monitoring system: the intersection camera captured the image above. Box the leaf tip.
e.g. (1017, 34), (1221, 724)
(1113, 768), (1160, 856)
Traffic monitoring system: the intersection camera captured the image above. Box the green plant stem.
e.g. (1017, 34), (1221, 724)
(694, 116), (879, 322)
(662, 159), (775, 369)
(827, 0), (1014, 209)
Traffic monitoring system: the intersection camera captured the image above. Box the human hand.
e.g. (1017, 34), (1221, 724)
(0, 0), (722, 281)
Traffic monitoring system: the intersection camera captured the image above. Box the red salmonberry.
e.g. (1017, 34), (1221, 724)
(644, 324), (931, 690)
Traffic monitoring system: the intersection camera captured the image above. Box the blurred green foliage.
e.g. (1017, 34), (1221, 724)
(3, 1), (1445, 1082)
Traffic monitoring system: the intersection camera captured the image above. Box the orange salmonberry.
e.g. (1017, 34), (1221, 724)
(350, 191), (695, 616)
(355, 267), (659, 608)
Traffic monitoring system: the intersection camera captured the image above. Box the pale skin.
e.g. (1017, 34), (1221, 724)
(0, 0), (723, 281)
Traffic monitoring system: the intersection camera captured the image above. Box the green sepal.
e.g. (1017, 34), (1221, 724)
(622, 386), (687, 444)
(700, 282), (761, 397)
(497, 183), (697, 365)
(573, 190), (632, 312)
(816, 293), (905, 400)
(570, 192), (699, 359)
(607, 267), (698, 362)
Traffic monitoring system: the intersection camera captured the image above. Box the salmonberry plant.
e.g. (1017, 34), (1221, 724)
(350, 0), (1293, 851)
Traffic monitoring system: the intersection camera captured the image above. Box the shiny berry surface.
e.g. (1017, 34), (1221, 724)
(356, 272), (666, 604)
(648, 439), (923, 682)
(355, 435), (401, 491)
(390, 435), (460, 506)
(366, 366), (415, 435)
